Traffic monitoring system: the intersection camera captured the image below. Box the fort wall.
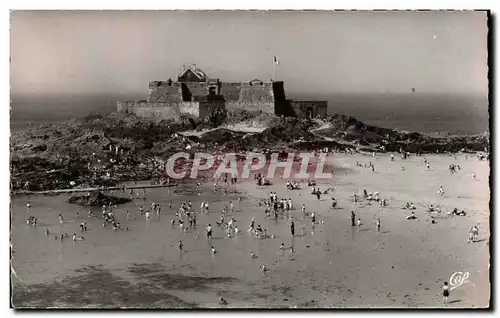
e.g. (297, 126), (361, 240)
(290, 100), (328, 118)
(274, 100), (294, 117)
(199, 101), (226, 117)
(147, 81), (182, 103)
(117, 100), (229, 120)
(184, 82), (209, 99)
(118, 100), (181, 121)
(118, 68), (328, 120)
(219, 82), (241, 101)
(222, 81), (276, 113)
(179, 102), (200, 117)
(226, 101), (275, 114)
(272, 82), (286, 101)
(238, 82), (274, 104)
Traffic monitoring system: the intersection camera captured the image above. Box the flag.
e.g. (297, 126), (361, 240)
(273, 56), (280, 65)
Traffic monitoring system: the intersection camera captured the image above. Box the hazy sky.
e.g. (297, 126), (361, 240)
(10, 10), (488, 96)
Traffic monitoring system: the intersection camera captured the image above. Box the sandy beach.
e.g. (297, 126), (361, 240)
(11, 152), (490, 308)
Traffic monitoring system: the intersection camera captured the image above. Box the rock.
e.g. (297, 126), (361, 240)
(10, 110), (488, 192)
(67, 191), (132, 206)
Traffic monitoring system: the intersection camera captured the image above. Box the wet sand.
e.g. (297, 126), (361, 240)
(11, 153), (490, 308)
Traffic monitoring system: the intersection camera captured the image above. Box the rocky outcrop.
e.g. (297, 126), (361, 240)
(10, 110), (489, 192)
(67, 191), (132, 206)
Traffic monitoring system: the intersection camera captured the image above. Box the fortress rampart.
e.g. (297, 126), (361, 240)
(117, 65), (327, 120)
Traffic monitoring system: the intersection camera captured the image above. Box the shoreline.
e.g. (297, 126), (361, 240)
(10, 150), (486, 196)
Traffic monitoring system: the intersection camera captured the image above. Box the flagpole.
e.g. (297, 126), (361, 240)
(272, 59), (276, 81)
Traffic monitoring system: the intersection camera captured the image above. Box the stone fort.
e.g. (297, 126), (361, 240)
(117, 64), (328, 120)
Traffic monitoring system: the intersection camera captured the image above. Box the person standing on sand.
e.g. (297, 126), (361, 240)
(376, 218), (381, 233)
(468, 228), (474, 243)
(290, 221), (295, 237)
(351, 211), (356, 226)
(438, 186), (444, 196)
(206, 224), (213, 240)
(331, 197), (337, 208)
(316, 191), (321, 200)
(443, 282), (449, 304)
(472, 225), (479, 241)
(219, 297), (227, 306)
(249, 218), (255, 232)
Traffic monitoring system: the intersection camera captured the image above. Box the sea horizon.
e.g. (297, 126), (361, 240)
(10, 92), (489, 135)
